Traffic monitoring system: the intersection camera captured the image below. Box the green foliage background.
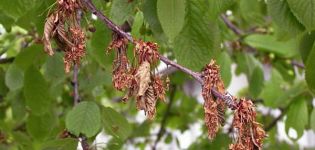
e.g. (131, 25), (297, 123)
(0, 0), (315, 149)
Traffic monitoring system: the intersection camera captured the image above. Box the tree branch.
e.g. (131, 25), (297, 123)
(82, 0), (237, 109)
(220, 14), (244, 36)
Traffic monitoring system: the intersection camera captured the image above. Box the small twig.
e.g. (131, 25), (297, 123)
(220, 14), (244, 36)
(152, 85), (177, 150)
(291, 60), (305, 69)
(264, 110), (286, 132)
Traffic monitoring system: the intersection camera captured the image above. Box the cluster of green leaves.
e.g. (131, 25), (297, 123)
(0, 0), (315, 149)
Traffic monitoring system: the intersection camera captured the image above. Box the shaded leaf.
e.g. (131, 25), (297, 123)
(24, 66), (51, 115)
(311, 109), (315, 131)
(102, 107), (132, 140)
(299, 31), (315, 63)
(5, 64), (24, 91)
(285, 98), (308, 139)
(216, 51), (232, 86)
(26, 112), (57, 141)
(41, 138), (78, 150)
(249, 66), (264, 98)
(110, 0), (137, 25)
(305, 44), (315, 95)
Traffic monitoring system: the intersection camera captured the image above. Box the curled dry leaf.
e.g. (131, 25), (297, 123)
(107, 36), (129, 53)
(229, 99), (265, 150)
(136, 85), (157, 120)
(201, 59), (227, 139)
(136, 61), (151, 96)
(43, 14), (58, 56)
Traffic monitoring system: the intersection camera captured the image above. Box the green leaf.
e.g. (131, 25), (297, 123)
(157, 0), (185, 41)
(275, 81), (307, 107)
(102, 106), (132, 140)
(5, 64), (24, 91)
(88, 20), (112, 68)
(244, 34), (298, 58)
(285, 98), (308, 139)
(24, 66), (51, 115)
(66, 101), (101, 137)
(240, 0), (264, 25)
(287, 0), (315, 30)
(131, 11), (144, 38)
(311, 109), (315, 131)
(260, 69), (284, 107)
(216, 51), (232, 86)
(26, 112), (57, 141)
(143, 0), (167, 43)
(299, 31), (315, 63)
(110, 0), (137, 25)
(14, 45), (43, 71)
(305, 44), (315, 95)
(0, 11), (15, 31)
(41, 138), (78, 150)
(43, 53), (65, 82)
(173, 0), (220, 70)
(267, 0), (305, 37)
(249, 66), (264, 98)
(12, 131), (33, 150)
(0, 0), (43, 20)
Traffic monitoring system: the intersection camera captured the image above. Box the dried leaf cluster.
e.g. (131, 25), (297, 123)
(229, 99), (266, 150)
(201, 60), (265, 149)
(201, 60), (226, 139)
(43, 0), (85, 73)
(108, 37), (166, 119)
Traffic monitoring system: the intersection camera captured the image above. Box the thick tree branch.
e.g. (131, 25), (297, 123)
(82, 0), (237, 109)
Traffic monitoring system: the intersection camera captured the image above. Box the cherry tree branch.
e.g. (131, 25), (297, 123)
(220, 14), (244, 36)
(82, 0), (237, 109)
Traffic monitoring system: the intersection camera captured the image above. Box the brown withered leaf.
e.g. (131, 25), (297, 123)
(43, 14), (58, 56)
(152, 76), (166, 101)
(201, 59), (226, 139)
(136, 85), (157, 120)
(134, 40), (159, 64)
(136, 61), (151, 96)
(230, 99), (266, 150)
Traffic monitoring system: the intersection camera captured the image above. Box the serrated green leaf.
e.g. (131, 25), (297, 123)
(43, 53), (65, 82)
(299, 31), (315, 63)
(305, 44), (315, 95)
(66, 101), (101, 137)
(24, 66), (51, 115)
(216, 51), (232, 86)
(102, 107), (132, 140)
(285, 98), (308, 139)
(311, 109), (315, 131)
(41, 138), (78, 150)
(157, 0), (185, 41)
(287, 0), (315, 30)
(249, 66), (264, 98)
(5, 64), (24, 91)
(26, 112), (57, 141)
(173, 0), (220, 71)
(244, 34), (298, 58)
(110, 0), (137, 25)
(267, 0), (305, 37)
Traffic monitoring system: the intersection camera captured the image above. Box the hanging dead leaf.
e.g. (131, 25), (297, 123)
(43, 14), (58, 56)
(136, 61), (151, 96)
